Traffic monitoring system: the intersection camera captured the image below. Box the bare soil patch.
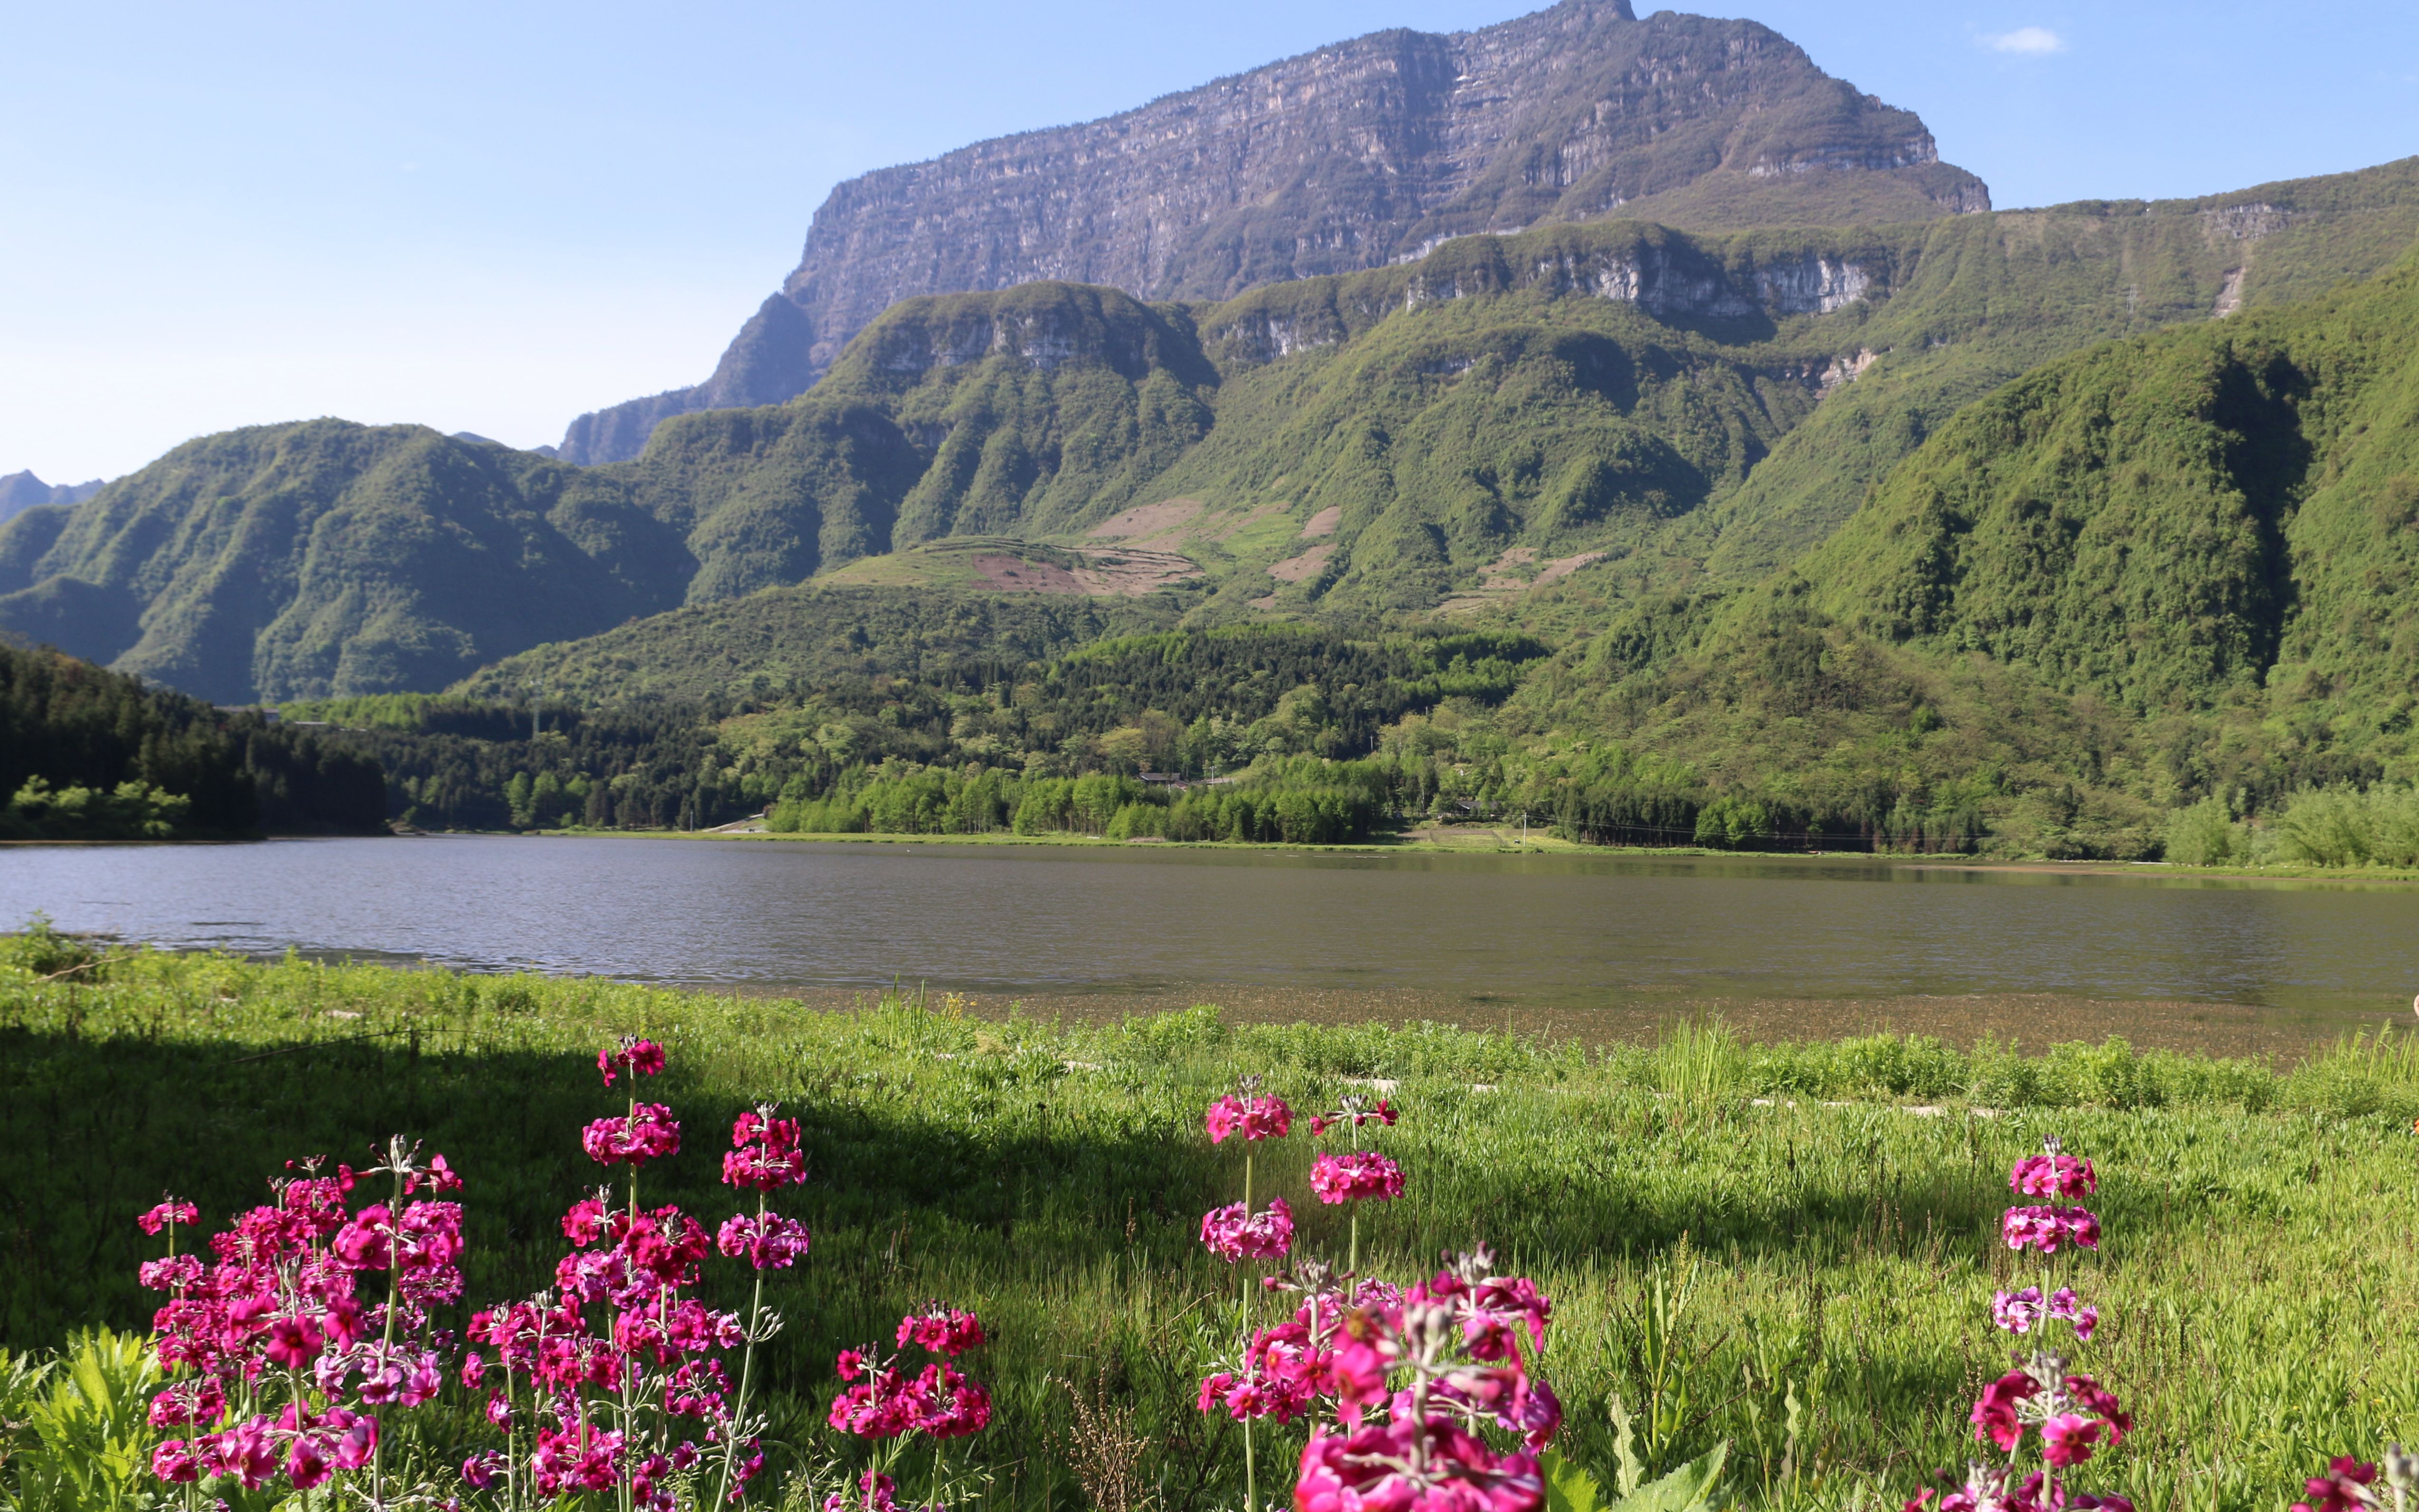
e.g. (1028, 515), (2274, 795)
(973, 554), (1088, 592)
(1087, 498), (1203, 539)
(1299, 506), (1343, 539)
(1268, 542), (1336, 583)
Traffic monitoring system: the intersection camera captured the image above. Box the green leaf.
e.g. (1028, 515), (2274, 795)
(1605, 1441), (1728, 1512)
(1542, 1450), (1606, 1512)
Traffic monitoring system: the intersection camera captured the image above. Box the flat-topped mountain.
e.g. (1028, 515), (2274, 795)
(558, 0), (1988, 463)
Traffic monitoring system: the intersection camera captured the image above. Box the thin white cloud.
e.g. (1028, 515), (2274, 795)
(1985, 26), (2066, 55)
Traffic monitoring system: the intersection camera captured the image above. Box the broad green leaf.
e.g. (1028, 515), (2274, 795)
(1605, 1441), (1728, 1512)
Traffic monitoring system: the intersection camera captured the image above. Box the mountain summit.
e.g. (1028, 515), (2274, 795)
(558, 0), (1988, 463)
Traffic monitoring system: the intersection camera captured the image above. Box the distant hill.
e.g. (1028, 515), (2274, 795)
(0, 425), (691, 702)
(0, 471), (103, 523)
(558, 0), (1991, 462)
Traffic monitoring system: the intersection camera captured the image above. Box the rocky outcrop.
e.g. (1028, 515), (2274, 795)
(559, 0), (1987, 462)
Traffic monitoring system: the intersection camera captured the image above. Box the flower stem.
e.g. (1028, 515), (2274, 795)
(1242, 1147), (1257, 1512)
(715, 1194), (771, 1508)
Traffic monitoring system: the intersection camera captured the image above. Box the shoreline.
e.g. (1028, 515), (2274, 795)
(20, 824), (2419, 886)
(501, 824), (2419, 885)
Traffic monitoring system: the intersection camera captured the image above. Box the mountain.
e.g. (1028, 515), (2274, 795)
(0, 423), (692, 703)
(600, 158), (2419, 618)
(0, 471), (104, 523)
(12, 158), (2414, 708)
(1496, 234), (2419, 852)
(558, 0), (1990, 463)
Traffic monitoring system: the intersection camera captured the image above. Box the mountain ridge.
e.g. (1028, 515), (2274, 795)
(558, 0), (1988, 463)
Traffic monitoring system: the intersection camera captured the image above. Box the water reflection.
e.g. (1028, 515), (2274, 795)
(2, 835), (2413, 1048)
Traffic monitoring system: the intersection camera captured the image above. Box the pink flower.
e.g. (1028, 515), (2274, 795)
(1309, 1152), (1405, 1204)
(286, 1436), (333, 1490)
(913, 1363), (993, 1437)
(203, 1416), (281, 1491)
(263, 1312), (326, 1369)
(723, 1107), (808, 1190)
(461, 1452), (506, 1490)
(583, 1103), (681, 1166)
(2295, 1459), (2381, 1512)
(2042, 1412), (2101, 1468)
(147, 1377), (225, 1428)
(1201, 1198), (1296, 1261)
(1206, 1094), (1293, 1143)
(1461, 1276), (1552, 1363)
(407, 1153), (463, 1194)
(2045, 1287), (2098, 1340)
(825, 1472), (898, 1512)
(2064, 1375), (2131, 1447)
(718, 1212), (813, 1269)
(1992, 1286), (2044, 1334)
(1970, 1370), (2038, 1452)
(897, 1307), (987, 1356)
(728, 1446), (765, 1504)
(2002, 1205), (2100, 1254)
(827, 1368), (924, 1438)
(561, 1195), (611, 1245)
(600, 1036), (668, 1086)
(138, 1200), (200, 1236)
(140, 1255), (204, 1294)
(1294, 1419), (1544, 1512)
(150, 1439), (201, 1484)
(1309, 1099), (1399, 1137)
(2010, 1151), (2096, 1200)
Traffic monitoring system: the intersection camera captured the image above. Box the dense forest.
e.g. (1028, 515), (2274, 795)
(283, 627), (1553, 840)
(0, 642), (385, 839)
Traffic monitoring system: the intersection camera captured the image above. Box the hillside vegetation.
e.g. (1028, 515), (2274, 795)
(9, 160), (2419, 702)
(1487, 241), (2419, 853)
(0, 641), (384, 838)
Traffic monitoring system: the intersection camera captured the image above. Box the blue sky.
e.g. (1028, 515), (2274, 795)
(5, 0), (2414, 482)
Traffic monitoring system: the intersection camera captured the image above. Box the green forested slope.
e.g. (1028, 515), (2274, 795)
(1495, 242), (2419, 852)
(0, 422), (691, 702)
(453, 585), (1186, 706)
(7, 159), (2417, 728)
(0, 642), (385, 837)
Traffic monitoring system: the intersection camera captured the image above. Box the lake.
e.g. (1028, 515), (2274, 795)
(4, 835), (2416, 1052)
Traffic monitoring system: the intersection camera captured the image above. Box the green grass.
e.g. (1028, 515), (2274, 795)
(6, 949), (2419, 1512)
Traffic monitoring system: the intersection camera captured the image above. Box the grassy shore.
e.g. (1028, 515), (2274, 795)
(514, 824), (2419, 880)
(5, 946), (2417, 1512)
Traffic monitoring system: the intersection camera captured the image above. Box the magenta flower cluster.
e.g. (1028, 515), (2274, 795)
(140, 1149), (462, 1495)
(1308, 1151), (1404, 1205)
(826, 1310), (994, 1440)
(1207, 1093), (1296, 1144)
(1203, 1198), (1298, 1261)
(2001, 1205), (2101, 1255)
(1912, 1137), (2129, 1512)
(1990, 1286), (2098, 1341)
(1291, 1248), (1560, 1512)
(139, 1036), (832, 1512)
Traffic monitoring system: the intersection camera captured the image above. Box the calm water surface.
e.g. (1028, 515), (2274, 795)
(4, 837), (2417, 1044)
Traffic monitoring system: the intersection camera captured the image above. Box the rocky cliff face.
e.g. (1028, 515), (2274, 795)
(558, 0), (1987, 463)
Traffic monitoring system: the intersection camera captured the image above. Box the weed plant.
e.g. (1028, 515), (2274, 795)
(3, 949), (2416, 1512)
